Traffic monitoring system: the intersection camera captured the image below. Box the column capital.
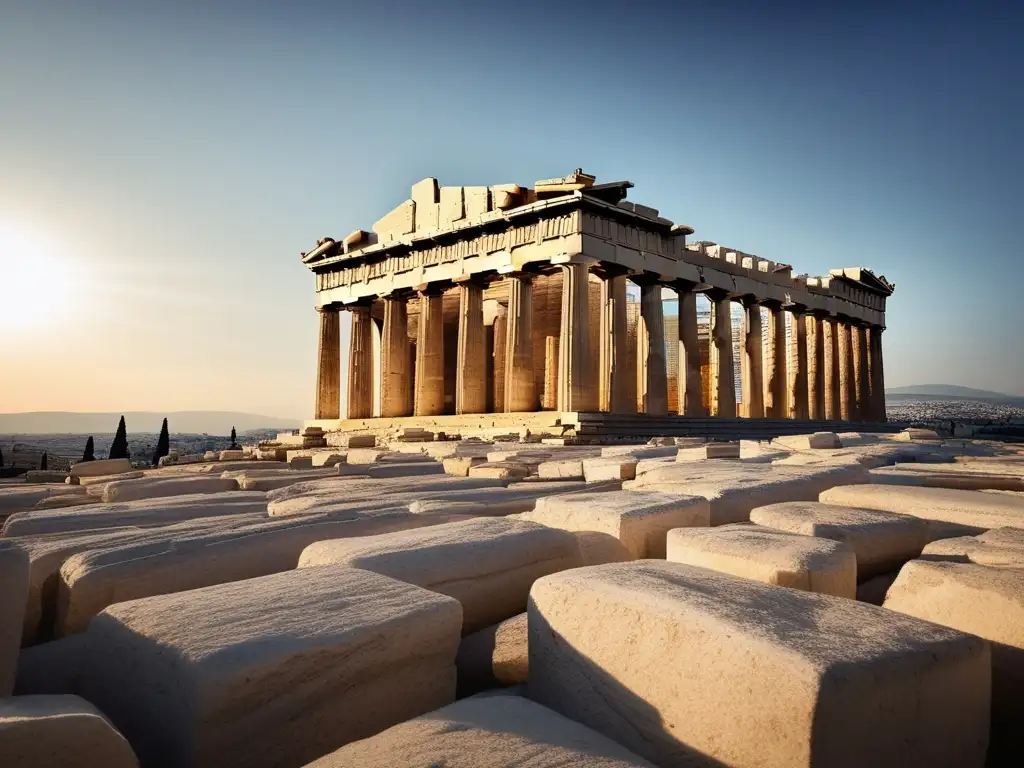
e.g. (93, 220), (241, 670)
(452, 272), (493, 288)
(590, 261), (632, 280)
(784, 301), (808, 315)
(667, 278), (702, 296)
(759, 298), (785, 310)
(381, 290), (413, 303)
(702, 287), (732, 303)
(807, 308), (831, 319)
(413, 281), (449, 296)
(738, 293), (761, 309)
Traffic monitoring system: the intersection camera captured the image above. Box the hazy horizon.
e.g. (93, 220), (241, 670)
(3, 0), (1022, 416)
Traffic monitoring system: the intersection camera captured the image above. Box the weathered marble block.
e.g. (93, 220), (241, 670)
(442, 456), (486, 476)
(456, 612), (528, 695)
(340, 461), (444, 479)
(582, 457), (638, 482)
(468, 462), (530, 480)
(69, 458), (133, 479)
(307, 695), (653, 768)
(920, 527), (1024, 567)
(529, 561), (990, 768)
(79, 567), (462, 768)
(299, 517), (581, 633)
(820, 485), (1024, 541)
(676, 443), (740, 461)
(869, 464), (1024, 492)
(522, 490), (709, 558)
(0, 541), (29, 695)
(0, 486), (88, 524)
(100, 476), (239, 503)
(772, 432), (842, 451)
(537, 459), (584, 480)
(749, 501), (928, 578)
(666, 525), (857, 597)
(0, 695), (138, 767)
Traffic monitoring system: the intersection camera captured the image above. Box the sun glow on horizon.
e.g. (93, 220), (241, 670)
(0, 220), (77, 329)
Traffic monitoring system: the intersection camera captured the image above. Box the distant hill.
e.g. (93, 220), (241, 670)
(0, 411), (301, 435)
(886, 385), (1024, 405)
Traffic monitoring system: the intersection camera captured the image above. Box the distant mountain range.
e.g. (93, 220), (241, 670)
(886, 385), (1024, 405)
(0, 411), (301, 435)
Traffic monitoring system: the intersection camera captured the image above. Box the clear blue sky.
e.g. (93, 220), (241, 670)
(2, 0), (1021, 418)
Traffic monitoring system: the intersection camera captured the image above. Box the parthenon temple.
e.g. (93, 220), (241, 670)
(302, 170), (893, 438)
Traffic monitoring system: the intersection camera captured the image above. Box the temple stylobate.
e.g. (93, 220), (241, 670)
(301, 170), (893, 438)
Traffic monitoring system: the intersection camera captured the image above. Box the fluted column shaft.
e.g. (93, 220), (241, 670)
(763, 303), (787, 418)
(637, 282), (668, 415)
(823, 317), (840, 420)
(314, 306), (341, 420)
(505, 275), (536, 412)
(599, 274), (630, 413)
(742, 299), (764, 418)
(455, 282), (486, 415)
(346, 306), (373, 419)
(557, 263), (597, 412)
(852, 323), (870, 422)
(708, 291), (736, 418)
(806, 313), (825, 420)
(869, 326), (886, 422)
(492, 312), (507, 413)
(413, 291), (445, 416)
(838, 320), (853, 421)
(677, 285), (706, 416)
(787, 309), (808, 419)
(380, 296), (411, 418)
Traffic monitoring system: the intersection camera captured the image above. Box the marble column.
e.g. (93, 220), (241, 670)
(707, 290), (736, 418)
(557, 263), (597, 412)
(823, 317), (840, 420)
(414, 290), (445, 416)
(787, 308), (808, 420)
(380, 295), (411, 418)
(492, 311), (507, 413)
(455, 281), (486, 415)
(763, 302), (787, 418)
(869, 325), (887, 422)
(599, 274), (630, 413)
(837, 320), (853, 421)
(676, 283), (707, 416)
(852, 323), (870, 423)
(346, 305), (373, 419)
(505, 274), (536, 412)
(637, 281), (669, 416)
(314, 306), (341, 420)
(542, 336), (559, 410)
(806, 312), (825, 421)
(741, 298), (764, 418)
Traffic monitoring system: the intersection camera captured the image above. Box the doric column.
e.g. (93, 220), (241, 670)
(455, 280), (486, 415)
(741, 298), (764, 418)
(413, 289), (445, 416)
(852, 322), (870, 422)
(504, 274), (536, 412)
(314, 306), (341, 420)
(787, 307), (808, 420)
(869, 325), (886, 422)
(837, 320), (853, 421)
(806, 312), (825, 421)
(636, 280), (668, 416)
(706, 290), (736, 418)
(557, 263), (597, 412)
(542, 336), (559, 409)
(380, 294), (411, 418)
(823, 317), (840, 420)
(492, 311), (507, 413)
(762, 301), (787, 418)
(346, 305), (373, 419)
(675, 282), (706, 416)
(599, 273), (630, 413)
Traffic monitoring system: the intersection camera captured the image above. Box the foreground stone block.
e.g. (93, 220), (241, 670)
(442, 456), (486, 476)
(870, 463), (1024, 492)
(0, 486), (88, 523)
(666, 525), (857, 597)
(749, 501), (928, 578)
(456, 612), (528, 696)
(299, 518), (581, 633)
(772, 432), (842, 451)
(24, 470), (68, 484)
(820, 485), (1024, 541)
(468, 462), (530, 480)
(522, 490), (709, 558)
(537, 459), (584, 480)
(0, 541), (29, 695)
(920, 528), (1024, 567)
(100, 476), (238, 503)
(311, 695), (653, 767)
(529, 561), (990, 768)
(0, 695), (138, 767)
(885, 560), (1023, 759)
(218, 449), (245, 461)
(69, 458), (133, 479)
(79, 567), (461, 768)
(14, 635), (85, 695)
(676, 443), (740, 461)
(408, 481), (598, 518)
(582, 457), (638, 482)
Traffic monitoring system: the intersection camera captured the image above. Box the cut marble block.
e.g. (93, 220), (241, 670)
(0, 541), (29, 695)
(885, 560), (1024, 758)
(0, 486), (89, 523)
(228, 469), (336, 491)
(100, 476), (239, 503)
(676, 443), (740, 461)
(340, 461), (445, 479)
(307, 695), (653, 768)
(628, 463), (868, 525)
(529, 560), (991, 768)
(442, 456), (486, 476)
(749, 501), (928, 578)
(69, 458), (133, 478)
(856, 570), (900, 605)
(2, 491), (268, 537)
(14, 635), (85, 695)
(537, 459), (584, 480)
(582, 458), (638, 482)
(299, 517), (581, 633)
(820, 485), (1024, 541)
(601, 445), (678, 459)
(57, 507), (468, 638)
(522, 490), (709, 558)
(920, 528), (1024, 567)
(79, 567), (462, 768)
(896, 428), (942, 441)
(572, 531), (633, 565)
(870, 463), (1024, 492)
(468, 462), (530, 480)
(456, 612), (528, 695)
(665, 525), (857, 597)
(0, 695), (138, 767)
(772, 432), (842, 451)
(408, 481), (597, 518)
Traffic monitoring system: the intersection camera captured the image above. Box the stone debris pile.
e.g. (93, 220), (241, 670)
(0, 428), (1022, 766)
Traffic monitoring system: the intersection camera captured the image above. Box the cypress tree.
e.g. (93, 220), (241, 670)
(0, 447), (4, 468)
(82, 436), (96, 462)
(152, 418), (170, 466)
(40, 452), (48, 470)
(230, 426), (238, 450)
(109, 415), (130, 460)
